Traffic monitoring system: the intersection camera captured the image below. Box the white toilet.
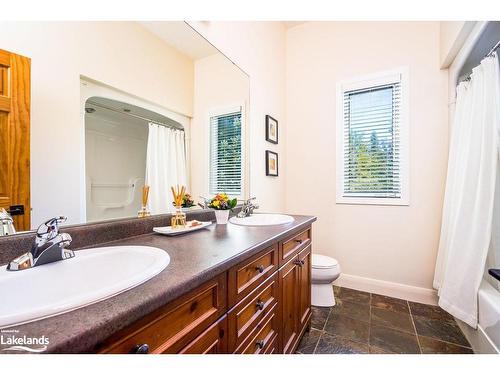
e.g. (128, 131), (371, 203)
(311, 254), (341, 307)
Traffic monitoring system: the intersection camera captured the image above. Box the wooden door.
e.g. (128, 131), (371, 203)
(0, 49), (30, 231)
(298, 245), (312, 331)
(280, 257), (299, 354)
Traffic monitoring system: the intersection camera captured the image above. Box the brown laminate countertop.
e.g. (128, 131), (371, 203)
(2, 215), (315, 353)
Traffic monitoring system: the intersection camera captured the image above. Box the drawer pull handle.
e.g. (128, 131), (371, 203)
(132, 343), (149, 354)
(295, 239), (303, 244)
(294, 260), (305, 267)
(255, 340), (265, 349)
(255, 265), (265, 273)
(256, 300), (265, 310)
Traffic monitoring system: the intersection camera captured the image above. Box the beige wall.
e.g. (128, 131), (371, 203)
(191, 53), (249, 200)
(189, 22), (287, 212)
(285, 22), (449, 295)
(0, 22), (194, 226)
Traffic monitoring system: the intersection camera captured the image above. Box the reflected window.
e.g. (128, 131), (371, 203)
(209, 108), (242, 196)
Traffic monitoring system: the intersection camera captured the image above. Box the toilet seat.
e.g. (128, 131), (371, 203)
(312, 254), (338, 269)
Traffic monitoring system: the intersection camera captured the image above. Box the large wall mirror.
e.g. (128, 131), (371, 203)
(0, 21), (249, 234)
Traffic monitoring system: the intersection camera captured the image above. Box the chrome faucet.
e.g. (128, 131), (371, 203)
(7, 216), (74, 271)
(0, 208), (16, 236)
(237, 197), (259, 218)
(198, 196), (211, 209)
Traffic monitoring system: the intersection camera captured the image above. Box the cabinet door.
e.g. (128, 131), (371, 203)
(298, 245), (312, 331)
(280, 257), (299, 354)
(179, 316), (227, 354)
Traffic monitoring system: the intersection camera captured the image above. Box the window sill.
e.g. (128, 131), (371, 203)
(335, 197), (409, 206)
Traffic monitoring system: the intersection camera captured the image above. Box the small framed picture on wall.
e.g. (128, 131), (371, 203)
(265, 115), (278, 144)
(266, 150), (279, 177)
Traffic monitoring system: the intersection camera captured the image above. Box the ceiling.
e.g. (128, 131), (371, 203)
(139, 21), (218, 60)
(85, 97), (183, 130)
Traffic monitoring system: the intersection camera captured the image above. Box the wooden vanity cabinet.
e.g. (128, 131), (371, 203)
(96, 225), (312, 354)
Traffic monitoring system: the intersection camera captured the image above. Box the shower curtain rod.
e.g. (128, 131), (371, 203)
(460, 39), (500, 82)
(86, 100), (184, 131)
(486, 40), (500, 57)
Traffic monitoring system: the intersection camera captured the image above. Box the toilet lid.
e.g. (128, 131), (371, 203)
(312, 254), (338, 269)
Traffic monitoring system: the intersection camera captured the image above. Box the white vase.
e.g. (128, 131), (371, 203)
(214, 209), (230, 224)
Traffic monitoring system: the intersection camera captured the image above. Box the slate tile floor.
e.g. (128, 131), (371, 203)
(296, 286), (473, 354)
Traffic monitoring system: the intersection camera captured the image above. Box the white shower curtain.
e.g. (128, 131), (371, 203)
(433, 53), (500, 328)
(145, 123), (187, 215)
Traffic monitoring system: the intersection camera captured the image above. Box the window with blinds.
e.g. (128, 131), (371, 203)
(209, 109), (242, 196)
(337, 71), (408, 204)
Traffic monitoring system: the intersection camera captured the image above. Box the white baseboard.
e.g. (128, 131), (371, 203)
(333, 273), (438, 305)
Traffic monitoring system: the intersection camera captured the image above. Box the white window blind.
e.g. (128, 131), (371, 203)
(209, 110), (242, 196)
(342, 81), (402, 199)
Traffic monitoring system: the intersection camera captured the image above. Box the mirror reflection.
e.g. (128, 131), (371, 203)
(84, 96), (188, 222)
(0, 21), (249, 233)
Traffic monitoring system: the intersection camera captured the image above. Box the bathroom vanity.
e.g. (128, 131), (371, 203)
(96, 222), (313, 354)
(0, 212), (315, 354)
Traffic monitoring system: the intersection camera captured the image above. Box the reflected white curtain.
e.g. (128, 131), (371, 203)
(145, 123), (187, 215)
(434, 53), (500, 327)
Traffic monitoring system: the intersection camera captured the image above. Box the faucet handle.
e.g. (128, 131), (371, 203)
(244, 197), (257, 204)
(198, 196), (211, 209)
(36, 216), (67, 240)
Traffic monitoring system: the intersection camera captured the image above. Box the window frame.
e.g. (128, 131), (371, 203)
(207, 104), (246, 200)
(335, 67), (410, 206)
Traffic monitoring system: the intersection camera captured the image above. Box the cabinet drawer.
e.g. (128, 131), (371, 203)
(263, 333), (278, 354)
(98, 274), (226, 354)
(178, 316), (227, 354)
(227, 272), (279, 351)
(280, 228), (311, 265)
(234, 306), (279, 354)
(228, 244), (278, 305)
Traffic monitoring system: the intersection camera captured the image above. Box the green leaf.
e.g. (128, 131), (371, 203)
(229, 198), (237, 209)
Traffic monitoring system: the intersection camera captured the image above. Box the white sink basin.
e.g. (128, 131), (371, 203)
(229, 213), (295, 226)
(0, 246), (169, 328)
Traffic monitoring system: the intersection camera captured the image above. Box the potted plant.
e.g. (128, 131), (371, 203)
(175, 193), (197, 211)
(172, 192), (197, 212)
(208, 193), (237, 224)
(181, 193), (195, 208)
